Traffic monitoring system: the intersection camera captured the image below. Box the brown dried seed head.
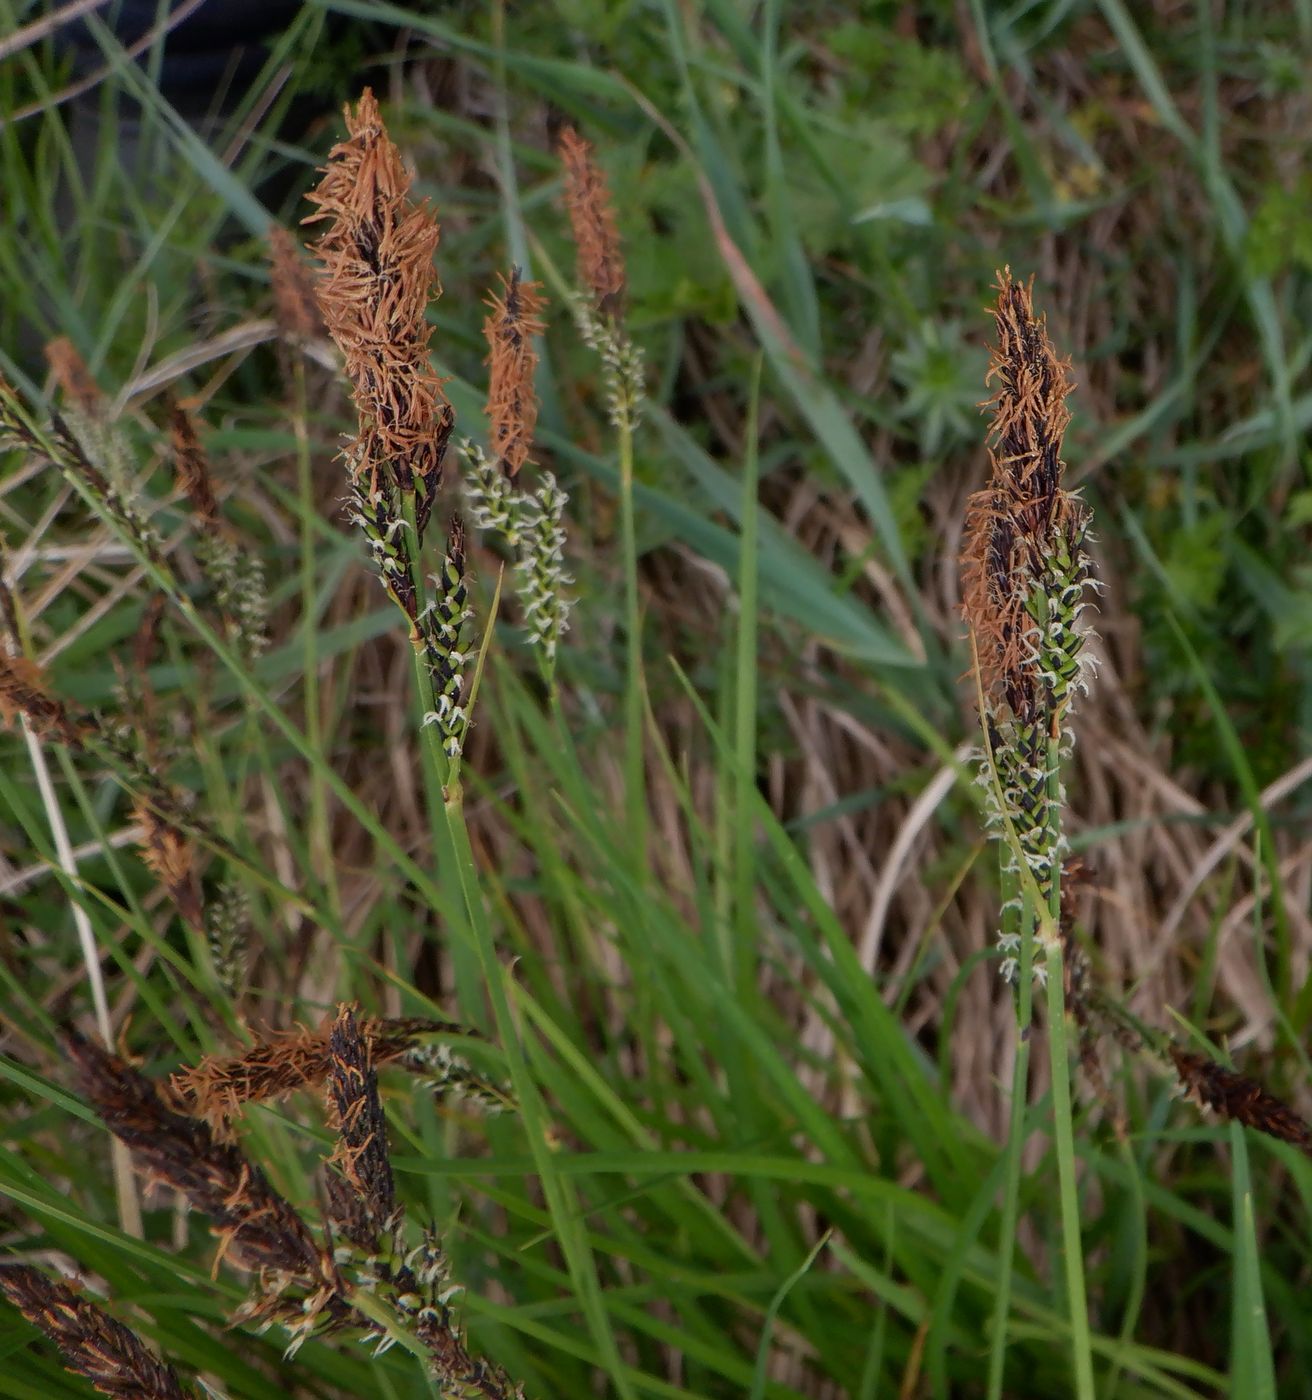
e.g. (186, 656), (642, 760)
(961, 268), (1079, 712)
(44, 337), (104, 416)
(167, 401), (220, 530)
(558, 127), (626, 318)
(0, 1263), (191, 1400)
(304, 88), (450, 499)
(1171, 1047), (1312, 1156)
(266, 226), (321, 346)
(66, 1030), (335, 1291)
(483, 268), (546, 479)
(133, 800), (203, 934)
(0, 653), (84, 746)
(168, 1015), (455, 1132)
(326, 1004), (395, 1247)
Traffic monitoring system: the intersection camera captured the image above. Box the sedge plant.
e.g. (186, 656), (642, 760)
(961, 270), (1098, 1400)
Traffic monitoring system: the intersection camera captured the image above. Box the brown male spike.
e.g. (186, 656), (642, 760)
(1171, 1047), (1312, 1156)
(0, 1263), (191, 1400)
(266, 225), (322, 348)
(326, 1005), (396, 1247)
(44, 337), (104, 416)
(0, 653), (86, 746)
(167, 400), (220, 531)
(65, 1031), (339, 1313)
(483, 268), (547, 479)
(304, 87), (452, 505)
(558, 127), (626, 319)
(961, 268), (1086, 724)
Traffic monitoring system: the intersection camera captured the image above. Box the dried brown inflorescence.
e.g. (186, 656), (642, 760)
(326, 1006), (396, 1248)
(0, 1262), (191, 1400)
(133, 800), (203, 934)
(167, 401), (220, 531)
(304, 87), (453, 515)
(44, 337), (104, 416)
(169, 1015), (474, 1133)
(1171, 1048), (1312, 1156)
(266, 225), (322, 348)
(558, 127), (625, 319)
(65, 1030), (341, 1327)
(961, 269), (1090, 726)
(0, 652), (86, 746)
(483, 269), (547, 479)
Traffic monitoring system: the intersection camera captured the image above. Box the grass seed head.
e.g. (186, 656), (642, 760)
(0, 1263), (192, 1400)
(167, 400), (221, 531)
(266, 225), (322, 348)
(44, 337), (104, 417)
(961, 268), (1091, 725)
(66, 1031), (336, 1298)
(0, 653), (86, 746)
(327, 1005), (396, 1247)
(483, 268), (547, 480)
(133, 800), (203, 934)
(304, 87), (451, 506)
(1171, 1048), (1312, 1155)
(558, 127), (626, 319)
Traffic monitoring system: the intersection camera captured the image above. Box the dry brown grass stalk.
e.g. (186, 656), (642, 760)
(558, 127), (626, 318)
(483, 268), (546, 479)
(0, 1262), (191, 1400)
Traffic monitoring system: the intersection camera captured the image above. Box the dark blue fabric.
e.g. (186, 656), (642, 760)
(62, 0), (305, 94)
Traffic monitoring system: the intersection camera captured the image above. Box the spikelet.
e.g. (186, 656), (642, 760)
(204, 878), (250, 1002)
(1, 374), (158, 564)
(322, 1007), (522, 1394)
(133, 798), (203, 934)
(169, 1015), (475, 1132)
(0, 652), (86, 746)
(169, 400), (267, 662)
(465, 269), (573, 682)
(65, 1030), (344, 1350)
(304, 87), (452, 521)
(1171, 1048), (1312, 1156)
(961, 271), (1096, 982)
(266, 225), (322, 349)
(558, 128), (626, 317)
(418, 518), (472, 758)
(557, 129), (645, 431)
(44, 337), (104, 416)
(483, 269), (546, 480)
(0, 1263), (192, 1400)
(326, 1006), (395, 1247)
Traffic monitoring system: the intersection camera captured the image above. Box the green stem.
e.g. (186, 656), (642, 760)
(617, 415), (645, 854)
(986, 873), (1035, 1400)
(1045, 936), (1096, 1399)
(1043, 729), (1095, 1400)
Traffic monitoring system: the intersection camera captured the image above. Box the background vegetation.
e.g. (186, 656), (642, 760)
(1, 1), (1310, 1396)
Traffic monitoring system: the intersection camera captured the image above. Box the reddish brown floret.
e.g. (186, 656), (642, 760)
(558, 127), (626, 318)
(483, 268), (546, 478)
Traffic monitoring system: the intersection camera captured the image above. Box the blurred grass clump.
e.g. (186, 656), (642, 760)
(1, 1), (1311, 1398)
